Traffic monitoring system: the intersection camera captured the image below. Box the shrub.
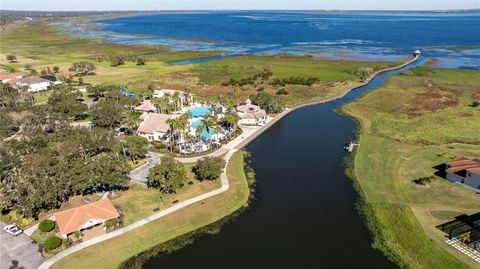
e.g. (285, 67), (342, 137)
(44, 236), (62, 250)
(62, 238), (73, 247)
(471, 101), (480, 107)
(38, 219), (55, 232)
(104, 218), (120, 230)
(276, 88), (289, 95)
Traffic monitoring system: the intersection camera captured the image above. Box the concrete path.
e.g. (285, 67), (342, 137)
(38, 149), (236, 269)
(37, 55), (420, 269)
(128, 152), (162, 184)
(1, 222), (44, 269)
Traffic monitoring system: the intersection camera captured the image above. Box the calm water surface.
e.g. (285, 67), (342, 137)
(85, 12), (480, 68)
(141, 59), (424, 269)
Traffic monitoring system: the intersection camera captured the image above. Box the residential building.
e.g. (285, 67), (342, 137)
(0, 73), (22, 85)
(134, 99), (156, 113)
(445, 157), (480, 190)
(53, 199), (120, 239)
(14, 76), (53, 92)
(236, 99), (267, 126)
(40, 75), (62, 85)
(136, 113), (172, 141)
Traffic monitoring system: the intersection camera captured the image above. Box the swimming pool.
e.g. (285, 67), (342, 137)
(190, 106), (212, 118)
(190, 121), (216, 140)
(119, 87), (138, 98)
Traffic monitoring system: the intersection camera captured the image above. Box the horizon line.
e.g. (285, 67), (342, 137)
(1, 8), (480, 12)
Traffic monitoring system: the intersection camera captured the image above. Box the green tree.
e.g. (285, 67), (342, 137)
(124, 135), (148, 163)
(90, 101), (124, 128)
(193, 156), (225, 181)
(148, 157), (186, 193)
(250, 92), (284, 113)
(110, 56), (125, 66)
(52, 66), (60, 73)
(47, 86), (86, 120)
(219, 112), (239, 137)
(6, 54), (16, 63)
(136, 57), (146, 66)
(69, 62), (96, 76)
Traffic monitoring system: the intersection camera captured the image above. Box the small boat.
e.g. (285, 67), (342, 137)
(343, 141), (355, 153)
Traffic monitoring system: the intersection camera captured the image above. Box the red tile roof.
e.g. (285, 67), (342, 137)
(54, 199), (119, 236)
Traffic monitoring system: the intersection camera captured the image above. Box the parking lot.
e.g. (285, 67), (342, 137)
(0, 222), (44, 269)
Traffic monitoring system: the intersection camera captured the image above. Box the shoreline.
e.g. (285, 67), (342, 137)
(40, 54), (420, 269)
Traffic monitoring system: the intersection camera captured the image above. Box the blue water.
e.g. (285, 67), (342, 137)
(190, 120), (216, 139)
(88, 12), (480, 68)
(190, 106), (212, 118)
(119, 87), (138, 98)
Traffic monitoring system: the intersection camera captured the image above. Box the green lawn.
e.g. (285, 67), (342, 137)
(113, 162), (221, 225)
(51, 151), (250, 269)
(343, 67), (480, 269)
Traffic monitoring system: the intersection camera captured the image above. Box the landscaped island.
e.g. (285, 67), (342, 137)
(1, 13), (478, 269)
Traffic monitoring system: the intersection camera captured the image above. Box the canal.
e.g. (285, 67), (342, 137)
(143, 59), (423, 268)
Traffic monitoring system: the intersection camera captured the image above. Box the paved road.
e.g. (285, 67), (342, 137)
(0, 222), (44, 269)
(128, 152), (162, 184)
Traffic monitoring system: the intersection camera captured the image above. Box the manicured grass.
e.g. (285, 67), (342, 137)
(113, 162), (221, 225)
(342, 67), (480, 269)
(51, 151), (249, 269)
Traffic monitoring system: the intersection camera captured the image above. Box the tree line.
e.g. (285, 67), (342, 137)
(0, 83), (149, 218)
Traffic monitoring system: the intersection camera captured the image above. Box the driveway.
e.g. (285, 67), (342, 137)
(0, 222), (44, 269)
(128, 152), (162, 184)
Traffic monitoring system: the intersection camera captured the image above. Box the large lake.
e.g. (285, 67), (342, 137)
(87, 12), (480, 68)
(76, 12), (479, 268)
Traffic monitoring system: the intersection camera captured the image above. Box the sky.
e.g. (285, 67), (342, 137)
(0, 0), (479, 11)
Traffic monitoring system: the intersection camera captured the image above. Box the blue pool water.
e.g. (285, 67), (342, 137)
(190, 120), (216, 139)
(190, 106), (212, 118)
(90, 12), (480, 69)
(119, 87), (138, 98)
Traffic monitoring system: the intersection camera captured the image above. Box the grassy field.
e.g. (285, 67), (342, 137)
(51, 150), (250, 269)
(343, 67), (480, 269)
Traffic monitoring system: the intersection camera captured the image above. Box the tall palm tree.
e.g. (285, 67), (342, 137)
(195, 125), (204, 142)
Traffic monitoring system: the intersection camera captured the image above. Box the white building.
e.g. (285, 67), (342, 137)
(136, 113), (172, 141)
(236, 99), (267, 126)
(14, 76), (53, 92)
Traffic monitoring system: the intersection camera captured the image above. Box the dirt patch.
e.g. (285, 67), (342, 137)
(407, 91), (458, 116)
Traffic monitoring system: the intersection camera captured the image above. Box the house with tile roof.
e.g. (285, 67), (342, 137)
(445, 157), (480, 190)
(136, 113), (172, 141)
(14, 76), (53, 92)
(236, 99), (267, 126)
(53, 198), (120, 239)
(0, 73), (23, 85)
(134, 99), (156, 113)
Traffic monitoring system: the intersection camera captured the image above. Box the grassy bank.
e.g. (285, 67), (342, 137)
(51, 150), (250, 269)
(343, 67), (480, 269)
